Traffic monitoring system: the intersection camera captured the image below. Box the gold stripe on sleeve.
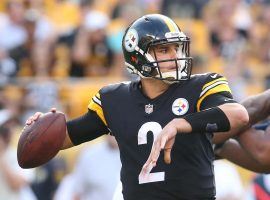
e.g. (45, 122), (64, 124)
(88, 97), (107, 126)
(95, 92), (101, 99)
(202, 77), (227, 90)
(197, 84), (232, 111)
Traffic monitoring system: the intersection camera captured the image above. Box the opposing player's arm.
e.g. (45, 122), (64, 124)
(233, 89), (270, 166)
(213, 89), (270, 144)
(214, 89), (270, 165)
(215, 137), (270, 173)
(236, 126), (270, 166)
(241, 89), (270, 125)
(214, 89), (270, 168)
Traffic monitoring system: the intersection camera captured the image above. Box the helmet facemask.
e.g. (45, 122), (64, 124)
(142, 37), (192, 83)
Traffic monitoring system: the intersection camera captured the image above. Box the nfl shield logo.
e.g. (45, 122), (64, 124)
(145, 104), (153, 114)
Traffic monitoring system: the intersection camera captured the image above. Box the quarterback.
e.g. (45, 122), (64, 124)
(26, 14), (250, 200)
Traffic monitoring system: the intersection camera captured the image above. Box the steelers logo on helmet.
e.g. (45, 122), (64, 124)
(124, 29), (139, 52)
(172, 98), (189, 116)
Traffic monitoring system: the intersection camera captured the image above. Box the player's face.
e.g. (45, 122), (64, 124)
(149, 43), (183, 73)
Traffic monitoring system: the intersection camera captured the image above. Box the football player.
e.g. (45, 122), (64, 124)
(27, 14), (250, 199)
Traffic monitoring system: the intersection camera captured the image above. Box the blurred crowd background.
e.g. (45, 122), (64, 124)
(0, 0), (270, 199)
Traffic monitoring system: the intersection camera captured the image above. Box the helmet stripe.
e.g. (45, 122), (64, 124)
(159, 15), (178, 32)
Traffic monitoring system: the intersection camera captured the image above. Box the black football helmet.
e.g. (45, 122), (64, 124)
(122, 14), (192, 83)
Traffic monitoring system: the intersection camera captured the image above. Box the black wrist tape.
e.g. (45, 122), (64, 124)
(183, 107), (231, 133)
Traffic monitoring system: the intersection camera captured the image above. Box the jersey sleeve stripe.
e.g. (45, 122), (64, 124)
(200, 81), (228, 97)
(197, 84), (232, 111)
(202, 77), (227, 90)
(88, 100), (107, 126)
(95, 93), (101, 99)
(93, 95), (101, 106)
(88, 93), (107, 126)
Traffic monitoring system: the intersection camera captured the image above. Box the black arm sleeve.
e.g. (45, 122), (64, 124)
(67, 110), (109, 145)
(183, 107), (231, 133)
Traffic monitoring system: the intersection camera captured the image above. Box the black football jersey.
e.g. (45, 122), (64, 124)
(86, 73), (233, 200)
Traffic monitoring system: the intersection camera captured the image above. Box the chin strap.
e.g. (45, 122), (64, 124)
(157, 69), (187, 82)
(160, 71), (180, 79)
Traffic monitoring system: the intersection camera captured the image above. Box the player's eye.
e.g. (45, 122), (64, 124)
(158, 48), (167, 54)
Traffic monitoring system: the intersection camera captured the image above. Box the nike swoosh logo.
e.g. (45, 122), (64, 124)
(210, 74), (218, 78)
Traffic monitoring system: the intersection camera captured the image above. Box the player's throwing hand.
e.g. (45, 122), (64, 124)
(141, 120), (179, 176)
(141, 118), (193, 177)
(25, 108), (56, 125)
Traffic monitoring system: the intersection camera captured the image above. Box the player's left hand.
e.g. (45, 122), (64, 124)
(141, 120), (179, 175)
